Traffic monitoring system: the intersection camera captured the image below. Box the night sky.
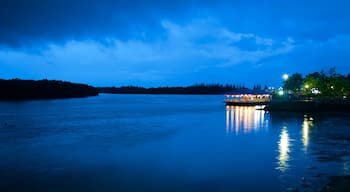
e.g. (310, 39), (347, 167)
(1, 0), (349, 87)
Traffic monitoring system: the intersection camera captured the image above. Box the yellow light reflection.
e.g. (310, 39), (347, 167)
(302, 116), (314, 152)
(225, 105), (268, 135)
(277, 126), (290, 172)
(302, 119), (309, 149)
(226, 105), (230, 134)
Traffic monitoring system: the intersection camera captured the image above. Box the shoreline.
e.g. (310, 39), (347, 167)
(321, 175), (350, 192)
(265, 100), (350, 112)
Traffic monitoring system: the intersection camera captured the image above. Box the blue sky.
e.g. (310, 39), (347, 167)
(0, 0), (349, 87)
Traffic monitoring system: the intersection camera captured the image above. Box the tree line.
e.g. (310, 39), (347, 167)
(0, 79), (98, 100)
(98, 84), (247, 95)
(283, 68), (350, 98)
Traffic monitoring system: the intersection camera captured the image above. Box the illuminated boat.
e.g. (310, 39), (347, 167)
(224, 90), (271, 106)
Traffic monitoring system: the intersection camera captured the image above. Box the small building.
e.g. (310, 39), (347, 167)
(224, 90), (272, 106)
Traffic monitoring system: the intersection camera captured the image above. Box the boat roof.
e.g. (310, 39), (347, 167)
(225, 89), (270, 95)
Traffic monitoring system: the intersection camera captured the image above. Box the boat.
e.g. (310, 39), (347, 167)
(224, 90), (271, 106)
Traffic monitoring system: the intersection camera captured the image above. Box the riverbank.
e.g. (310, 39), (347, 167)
(97, 84), (245, 95)
(265, 100), (350, 112)
(321, 175), (350, 192)
(0, 79), (98, 100)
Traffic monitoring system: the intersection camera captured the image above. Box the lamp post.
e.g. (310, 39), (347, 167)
(281, 74), (290, 99)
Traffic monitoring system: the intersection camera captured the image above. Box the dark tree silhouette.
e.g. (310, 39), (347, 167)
(98, 84), (246, 95)
(283, 73), (303, 92)
(0, 79), (98, 100)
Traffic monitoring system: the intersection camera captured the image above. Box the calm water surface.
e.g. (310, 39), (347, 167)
(0, 94), (349, 191)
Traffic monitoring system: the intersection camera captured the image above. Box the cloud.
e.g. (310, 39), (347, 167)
(1, 0), (350, 47)
(1, 0), (350, 86)
(0, 0), (192, 46)
(282, 34), (350, 73)
(0, 19), (295, 86)
(159, 20), (294, 67)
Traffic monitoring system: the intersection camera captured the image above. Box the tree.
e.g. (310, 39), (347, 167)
(303, 72), (324, 94)
(326, 76), (350, 97)
(303, 69), (350, 97)
(283, 73), (303, 92)
(253, 84), (262, 90)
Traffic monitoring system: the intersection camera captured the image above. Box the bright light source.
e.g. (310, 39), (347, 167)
(311, 88), (321, 94)
(283, 74), (289, 80)
(278, 90), (284, 95)
(304, 84), (309, 89)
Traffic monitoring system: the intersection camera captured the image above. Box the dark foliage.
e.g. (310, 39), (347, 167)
(98, 84), (246, 95)
(0, 79), (98, 100)
(282, 69), (350, 97)
(283, 73), (303, 92)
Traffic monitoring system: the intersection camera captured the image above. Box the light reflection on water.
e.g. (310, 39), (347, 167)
(225, 105), (350, 188)
(225, 105), (269, 135)
(0, 95), (350, 192)
(302, 116), (313, 153)
(276, 126), (291, 172)
(225, 106), (297, 174)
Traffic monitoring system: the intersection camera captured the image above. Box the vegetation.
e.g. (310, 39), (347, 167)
(282, 68), (350, 99)
(0, 79), (98, 100)
(268, 68), (350, 112)
(98, 84), (247, 95)
(283, 73), (303, 92)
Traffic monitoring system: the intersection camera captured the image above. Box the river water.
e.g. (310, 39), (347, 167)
(0, 94), (349, 191)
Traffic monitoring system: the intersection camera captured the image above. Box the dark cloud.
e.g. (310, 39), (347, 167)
(1, 0), (350, 47)
(211, 0), (350, 41)
(1, 0), (350, 87)
(0, 0), (211, 47)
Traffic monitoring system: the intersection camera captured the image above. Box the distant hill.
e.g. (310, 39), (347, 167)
(98, 84), (247, 95)
(0, 79), (98, 100)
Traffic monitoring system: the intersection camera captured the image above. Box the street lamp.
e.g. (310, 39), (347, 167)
(283, 74), (289, 80)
